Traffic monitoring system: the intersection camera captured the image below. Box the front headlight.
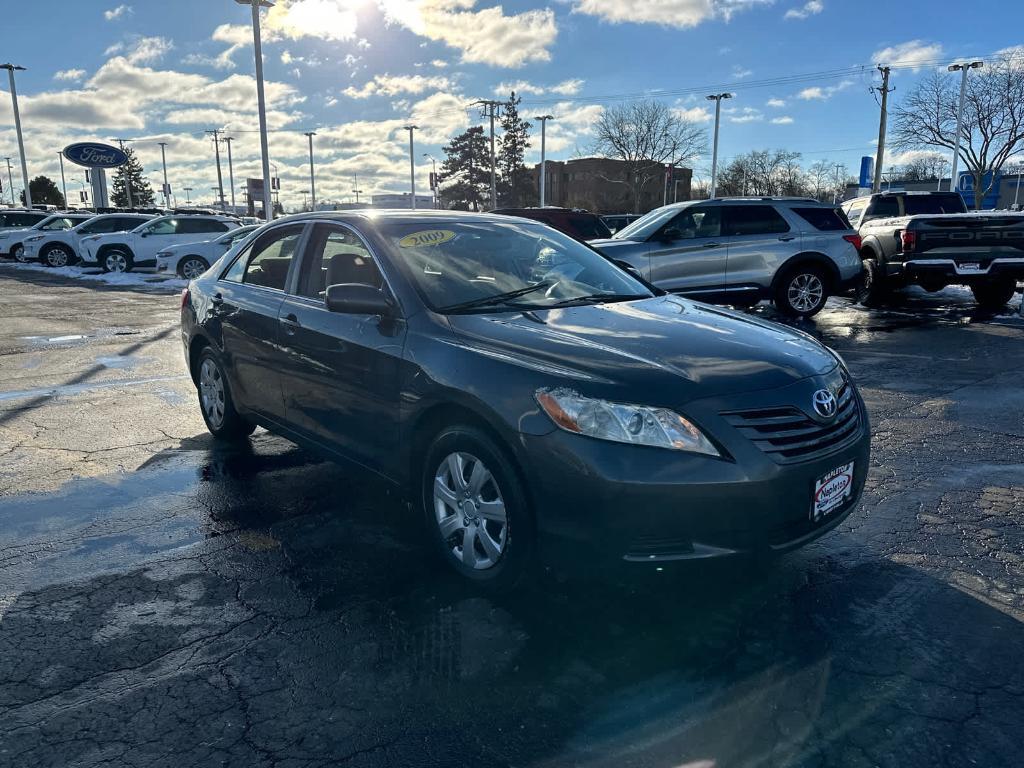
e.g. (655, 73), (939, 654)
(536, 388), (720, 456)
(26, 235), (44, 242)
(156, 251), (171, 259)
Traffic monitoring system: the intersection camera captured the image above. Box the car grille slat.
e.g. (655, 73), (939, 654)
(723, 383), (862, 464)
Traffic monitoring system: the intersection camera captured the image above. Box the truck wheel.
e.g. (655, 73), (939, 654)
(971, 280), (1018, 309)
(774, 265), (829, 317)
(856, 259), (889, 307)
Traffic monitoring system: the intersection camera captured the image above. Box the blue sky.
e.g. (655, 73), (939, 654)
(0, 0), (1021, 208)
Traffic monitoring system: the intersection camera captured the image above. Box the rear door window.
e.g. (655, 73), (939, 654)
(179, 218), (230, 235)
(241, 225), (305, 291)
(724, 205), (791, 236)
(792, 207), (852, 231)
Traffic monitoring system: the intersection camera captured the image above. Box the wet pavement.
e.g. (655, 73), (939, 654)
(1, 262), (1023, 767)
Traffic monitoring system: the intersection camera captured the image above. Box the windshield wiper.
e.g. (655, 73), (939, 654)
(438, 281), (553, 314)
(539, 293), (648, 308)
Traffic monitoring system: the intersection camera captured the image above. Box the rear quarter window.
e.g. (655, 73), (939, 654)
(792, 207), (853, 231)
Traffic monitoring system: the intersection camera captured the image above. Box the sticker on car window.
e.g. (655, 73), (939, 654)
(399, 230), (456, 248)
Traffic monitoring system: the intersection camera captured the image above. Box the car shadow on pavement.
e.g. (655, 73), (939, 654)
(2, 435), (1021, 767)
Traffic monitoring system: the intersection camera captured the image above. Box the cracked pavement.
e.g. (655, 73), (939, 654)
(1, 262), (1023, 767)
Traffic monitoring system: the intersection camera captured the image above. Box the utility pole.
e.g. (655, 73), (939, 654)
(4, 157), (15, 206)
(474, 100), (502, 209)
(303, 131), (316, 211)
(236, 0), (275, 221)
(158, 142), (170, 208)
(1, 64), (31, 209)
(115, 138), (134, 208)
(221, 137), (237, 213)
(58, 153), (68, 209)
(706, 93), (732, 199)
(871, 66), (893, 193)
(833, 163), (844, 203)
(403, 125), (418, 210)
(206, 129), (226, 210)
(423, 154), (438, 209)
(534, 115), (553, 207)
(948, 60), (984, 196)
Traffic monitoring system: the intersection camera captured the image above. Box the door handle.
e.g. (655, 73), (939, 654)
(702, 242), (720, 248)
(280, 313), (300, 335)
(778, 235), (796, 242)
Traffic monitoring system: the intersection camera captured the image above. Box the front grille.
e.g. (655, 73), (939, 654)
(722, 382), (861, 464)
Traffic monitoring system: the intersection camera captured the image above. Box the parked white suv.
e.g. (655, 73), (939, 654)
(155, 224), (259, 279)
(22, 213), (155, 267)
(2, 214), (94, 262)
(81, 215), (241, 273)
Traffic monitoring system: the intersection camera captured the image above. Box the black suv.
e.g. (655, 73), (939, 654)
(492, 207), (612, 241)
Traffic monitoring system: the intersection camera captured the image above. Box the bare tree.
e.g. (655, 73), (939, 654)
(900, 153), (948, 182)
(807, 159), (834, 201)
(591, 100), (708, 212)
(892, 56), (1024, 208)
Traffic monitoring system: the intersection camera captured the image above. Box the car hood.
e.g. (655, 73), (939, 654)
(589, 237), (646, 251)
(445, 296), (837, 404)
(0, 227), (39, 239)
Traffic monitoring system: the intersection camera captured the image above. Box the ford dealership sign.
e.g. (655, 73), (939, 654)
(62, 142), (129, 169)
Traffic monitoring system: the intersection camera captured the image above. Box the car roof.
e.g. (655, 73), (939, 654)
(273, 210), (549, 228)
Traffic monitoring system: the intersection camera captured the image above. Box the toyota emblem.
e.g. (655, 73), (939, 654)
(812, 389), (838, 419)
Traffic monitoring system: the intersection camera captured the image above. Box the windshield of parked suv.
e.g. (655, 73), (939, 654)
(379, 220), (653, 312)
(904, 193), (968, 215)
(611, 206), (683, 241)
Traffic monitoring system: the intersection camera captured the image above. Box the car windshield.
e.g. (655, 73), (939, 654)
(378, 220), (653, 313)
(612, 206), (681, 240)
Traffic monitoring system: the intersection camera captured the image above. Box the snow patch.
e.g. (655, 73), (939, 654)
(1, 262), (187, 293)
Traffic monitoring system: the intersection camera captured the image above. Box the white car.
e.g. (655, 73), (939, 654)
(155, 225), (260, 279)
(22, 213), (155, 268)
(2, 214), (94, 262)
(81, 214), (241, 273)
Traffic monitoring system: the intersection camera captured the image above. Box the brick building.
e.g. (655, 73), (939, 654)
(531, 157), (692, 214)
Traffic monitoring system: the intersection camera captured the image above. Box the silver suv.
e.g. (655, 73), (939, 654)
(591, 198), (863, 317)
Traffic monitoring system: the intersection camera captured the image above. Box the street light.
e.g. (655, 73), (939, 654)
(423, 153), (437, 209)
(158, 142), (171, 208)
(57, 153), (68, 210)
(236, 0), (275, 220)
(403, 125), (418, 210)
(534, 115), (553, 207)
(706, 93), (732, 198)
(3, 157), (14, 206)
(1, 64), (31, 209)
(304, 131), (317, 211)
(222, 137), (236, 213)
(947, 60), (984, 194)
(183, 186), (193, 204)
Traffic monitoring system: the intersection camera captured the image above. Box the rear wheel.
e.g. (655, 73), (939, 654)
(178, 256), (210, 280)
(42, 243), (75, 268)
(971, 280), (1018, 309)
(422, 425), (534, 591)
(196, 348), (255, 440)
(774, 265), (829, 317)
(102, 248), (133, 273)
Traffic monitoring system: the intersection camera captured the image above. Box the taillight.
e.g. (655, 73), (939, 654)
(900, 230), (916, 252)
(842, 234), (862, 251)
(180, 288), (190, 311)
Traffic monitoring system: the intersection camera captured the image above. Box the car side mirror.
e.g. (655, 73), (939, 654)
(614, 259), (642, 278)
(660, 227), (682, 242)
(140, 231), (149, 238)
(325, 283), (394, 316)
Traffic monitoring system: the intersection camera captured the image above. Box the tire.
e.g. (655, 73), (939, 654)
(178, 256), (210, 280)
(421, 425), (534, 591)
(195, 348), (256, 440)
(971, 280), (1017, 309)
(42, 243), (75, 268)
(856, 258), (889, 307)
(11, 244), (26, 263)
(102, 248), (133, 273)
(774, 264), (830, 318)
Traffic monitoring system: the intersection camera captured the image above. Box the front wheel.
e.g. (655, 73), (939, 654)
(102, 249), (133, 273)
(196, 349), (256, 440)
(971, 280), (1018, 309)
(774, 265), (829, 317)
(11, 244), (27, 263)
(422, 426), (534, 591)
(43, 244), (75, 268)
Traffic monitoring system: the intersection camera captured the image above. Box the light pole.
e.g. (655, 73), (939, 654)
(57, 153), (68, 209)
(353, 174), (363, 204)
(158, 142), (170, 208)
(222, 136), (236, 213)
(947, 60), (984, 196)
(183, 186), (193, 204)
(423, 154), (437, 209)
(77, 180), (88, 207)
(534, 115), (553, 207)
(403, 125), (418, 210)
(4, 157), (14, 206)
(302, 131), (317, 211)
(236, 0), (275, 220)
(1, 64), (30, 209)
(706, 93), (732, 199)
(833, 163), (844, 204)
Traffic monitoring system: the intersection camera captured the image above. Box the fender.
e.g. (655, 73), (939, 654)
(771, 251), (841, 291)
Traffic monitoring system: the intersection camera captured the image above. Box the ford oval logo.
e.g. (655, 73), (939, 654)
(812, 389), (838, 419)
(62, 142), (129, 169)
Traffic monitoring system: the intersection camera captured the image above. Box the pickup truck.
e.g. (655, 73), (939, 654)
(857, 210), (1024, 308)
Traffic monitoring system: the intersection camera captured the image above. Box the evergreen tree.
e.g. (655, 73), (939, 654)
(19, 176), (65, 208)
(438, 126), (491, 211)
(111, 147), (155, 208)
(496, 91), (534, 208)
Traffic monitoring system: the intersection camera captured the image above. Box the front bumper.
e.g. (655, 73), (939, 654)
(520, 375), (871, 569)
(890, 256), (1024, 282)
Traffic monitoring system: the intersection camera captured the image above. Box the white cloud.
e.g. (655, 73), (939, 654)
(106, 36), (175, 66)
(104, 4), (132, 21)
(343, 73), (453, 99)
(770, 116), (794, 124)
(766, 97), (786, 108)
(797, 79), (853, 100)
(674, 105), (713, 123)
(430, 59), (448, 68)
(493, 78), (584, 97)
(732, 66), (753, 79)
(871, 40), (943, 71)
(54, 69), (86, 82)
(572, 0), (772, 29)
(784, 1), (822, 20)
(728, 107), (764, 124)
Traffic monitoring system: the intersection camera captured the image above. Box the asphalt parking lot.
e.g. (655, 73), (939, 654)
(1, 261), (1023, 768)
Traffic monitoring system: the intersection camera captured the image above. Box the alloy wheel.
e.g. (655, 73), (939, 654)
(12, 245), (26, 263)
(47, 247), (70, 268)
(433, 452), (508, 570)
(787, 273), (824, 313)
(106, 252), (129, 273)
(180, 258), (207, 280)
(199, 358), (226, 428)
